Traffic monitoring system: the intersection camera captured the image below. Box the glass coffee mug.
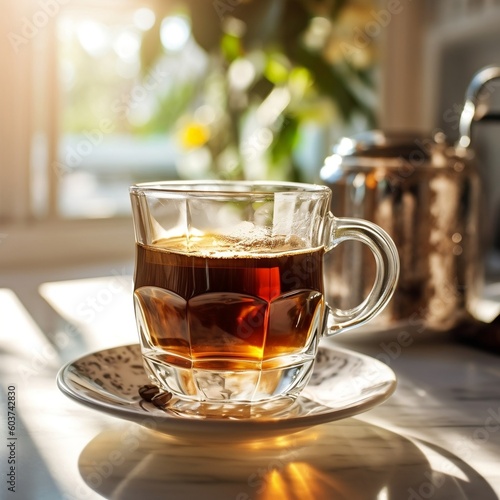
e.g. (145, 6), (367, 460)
(130, 181), (399, 411)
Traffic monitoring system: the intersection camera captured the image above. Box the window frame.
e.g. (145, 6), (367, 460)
(0, 0), (166, 269)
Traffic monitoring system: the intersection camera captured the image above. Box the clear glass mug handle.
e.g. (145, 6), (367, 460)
(324, 214), (400, 335)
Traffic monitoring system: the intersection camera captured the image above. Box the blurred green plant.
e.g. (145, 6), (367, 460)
(139, 0), (377, 181)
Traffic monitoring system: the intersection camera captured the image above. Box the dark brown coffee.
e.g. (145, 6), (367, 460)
(133, 235), (325, 371)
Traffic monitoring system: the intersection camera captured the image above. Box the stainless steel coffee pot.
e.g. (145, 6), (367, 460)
(320, 66), (500, 332)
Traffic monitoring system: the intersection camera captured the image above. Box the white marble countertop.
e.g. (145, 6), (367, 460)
(0, 265), (499, 500)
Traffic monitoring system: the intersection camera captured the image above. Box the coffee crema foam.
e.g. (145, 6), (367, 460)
(150, 233), (311, 258)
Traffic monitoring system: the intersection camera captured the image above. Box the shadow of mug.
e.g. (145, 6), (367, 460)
(77, 418), (497, 500)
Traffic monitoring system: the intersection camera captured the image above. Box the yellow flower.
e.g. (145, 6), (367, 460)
(179, 122), (210, 149)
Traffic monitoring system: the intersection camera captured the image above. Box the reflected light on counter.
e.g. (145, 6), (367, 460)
(412, 439), (470, 484)
(238, 432), (317, 452)
(263, 469), (289, 500)
(0, 290), (105, 498)
(39, 277), (137, 349)
(0, 289), (57, 361)
(238, 459), (353, 500)
(286, 463), (313, 497)
(160, 15), (191, 52)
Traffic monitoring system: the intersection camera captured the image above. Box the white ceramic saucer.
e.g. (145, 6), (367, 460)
(57, 343), (396, 439)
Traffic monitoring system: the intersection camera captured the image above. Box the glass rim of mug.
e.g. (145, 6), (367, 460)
(130, 180), (331, 198)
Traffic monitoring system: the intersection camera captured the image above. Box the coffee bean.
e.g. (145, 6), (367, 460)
(138, 384), (160, 402)
(151, 391), (173, 408)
